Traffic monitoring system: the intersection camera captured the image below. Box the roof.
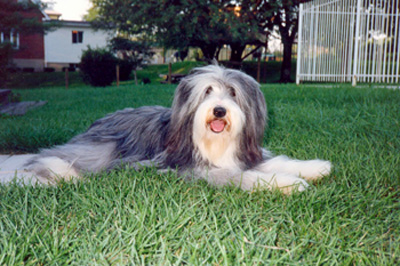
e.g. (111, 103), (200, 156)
(45, 9), (62, 19)
(44, 19), (93, 28)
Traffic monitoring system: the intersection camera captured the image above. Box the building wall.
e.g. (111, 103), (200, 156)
(13, 32), (45, 60)
(11, 1), (46, 71)
(44, 23), (111, 70)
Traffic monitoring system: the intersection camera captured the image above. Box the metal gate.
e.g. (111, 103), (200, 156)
(296, 0), (400, 85)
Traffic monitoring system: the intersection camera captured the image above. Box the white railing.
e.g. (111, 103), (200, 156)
(296, 0), (400, 85)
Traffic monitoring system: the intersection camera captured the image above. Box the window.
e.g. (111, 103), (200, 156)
(72, 31), (83, 43)
(1, 30), (20, 49)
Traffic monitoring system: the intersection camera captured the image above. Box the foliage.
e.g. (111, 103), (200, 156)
(83, 4), (99, 22)
(0, 0), (49, 34)
(242, 0), (312, 82)
(0, 83), (399, 264)
(109, 37), (154, 81)
(89, 0), (311, 79)
(79, 47), (117, 87)
(90, 0), (262, 61)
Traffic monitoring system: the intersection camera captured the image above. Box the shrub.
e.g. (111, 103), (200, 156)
(62, 67), (76, 72)
(117, 59), (134, 81)
(22, 67), (35, 73)
(80, 47), (117, 87)
(44, 67), (55, 72)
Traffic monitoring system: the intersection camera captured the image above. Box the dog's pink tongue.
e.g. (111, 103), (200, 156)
(210, 120), (225, 133)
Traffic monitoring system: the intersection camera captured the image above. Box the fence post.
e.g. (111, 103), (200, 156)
(116, 64), (120, 87)
(65, 68), (69, 89)
(257, 56), (261, 83)
(168, 63), (172, 84)
(352, 0), (362, 86)
(296, 3), (304, 85)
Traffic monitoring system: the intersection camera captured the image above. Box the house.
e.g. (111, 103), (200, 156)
(44, 19), (112, 71)
(1, 0), (50, 72)
(2, 0), (112, 72)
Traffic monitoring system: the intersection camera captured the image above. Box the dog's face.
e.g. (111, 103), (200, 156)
(192, 81), (246, 167)
(194, 82), (245, 136)
(166, 65), (267, 169)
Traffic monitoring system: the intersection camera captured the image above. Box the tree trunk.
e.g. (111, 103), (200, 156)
(280, 41), (293, 83)
(200, 44), (219, 62)
(229, 43), (246, 63)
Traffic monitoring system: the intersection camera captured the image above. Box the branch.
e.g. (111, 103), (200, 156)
(241, 44), (263, 61)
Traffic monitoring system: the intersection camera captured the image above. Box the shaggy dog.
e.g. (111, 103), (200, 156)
(26, 65), (331, 193)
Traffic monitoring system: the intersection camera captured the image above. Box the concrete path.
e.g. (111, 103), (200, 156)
(0, 154), (41, 185)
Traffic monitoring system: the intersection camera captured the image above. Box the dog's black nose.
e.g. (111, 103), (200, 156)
(213, 106), (226, 118)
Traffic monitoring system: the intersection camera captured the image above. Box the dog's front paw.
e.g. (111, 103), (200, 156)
(256, 173), (310, 195)
(301, 160), (332, 181)
(279, 178), (309, 195)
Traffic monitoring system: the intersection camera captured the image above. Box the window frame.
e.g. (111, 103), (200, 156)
(0, 30), (20, 49)
(72, 30), (83, 44)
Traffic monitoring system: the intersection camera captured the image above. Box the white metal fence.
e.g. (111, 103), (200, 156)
(296, 0), (400, 85)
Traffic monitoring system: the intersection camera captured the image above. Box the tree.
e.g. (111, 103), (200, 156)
(90, 0), (310, 80)
(109, 37), (154, 85)
(271, 1), (304, 82)
(0, 0), (49, 35)
(229, 1), (275, 63)
(240, 0), (311, 82)
(90, 0), (264, 61)
(83, 5), (99, 22)
(0, 0), (51, 87)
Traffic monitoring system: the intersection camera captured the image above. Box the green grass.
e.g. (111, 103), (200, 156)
(1, 82), (399, 264)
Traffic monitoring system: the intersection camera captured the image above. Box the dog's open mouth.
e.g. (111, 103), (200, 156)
(209, 119), (226, 133)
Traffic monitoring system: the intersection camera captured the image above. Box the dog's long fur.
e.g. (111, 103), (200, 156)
(26, 65), (331, 193)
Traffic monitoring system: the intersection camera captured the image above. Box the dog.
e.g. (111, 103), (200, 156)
(26, 65), (331, 194)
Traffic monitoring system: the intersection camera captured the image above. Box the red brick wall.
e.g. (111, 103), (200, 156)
(12, 1), (45, 60)
(13, 32), (44, 60)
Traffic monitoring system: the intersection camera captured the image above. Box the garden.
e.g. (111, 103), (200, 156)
(0, 65), (399, 264)
(1, 0), (399, 264)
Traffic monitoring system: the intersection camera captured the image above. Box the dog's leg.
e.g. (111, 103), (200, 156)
(26, 156), (81, 184)
(256, 156), (331, 181)
(203, 168), (309, 194)
(108, 157), (159, 171)
(25, 142), (116, 183)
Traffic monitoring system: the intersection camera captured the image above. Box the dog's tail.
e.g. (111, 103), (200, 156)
(25, 141), (116, 183)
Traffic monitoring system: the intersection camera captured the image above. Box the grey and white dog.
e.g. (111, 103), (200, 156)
(27, 65), (331, 193)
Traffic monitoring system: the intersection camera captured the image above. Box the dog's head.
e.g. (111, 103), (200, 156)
(166, 65), (267, 169)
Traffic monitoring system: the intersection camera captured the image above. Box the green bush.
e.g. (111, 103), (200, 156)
(117, 59), (134, 81)
(80, 47), (117, 87)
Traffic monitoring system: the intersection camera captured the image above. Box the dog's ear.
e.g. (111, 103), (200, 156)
(164, 112), (195, 169)
(231, 69), (266, 168)
(171, 79), (192, 114)
(164, 80), (197, 168)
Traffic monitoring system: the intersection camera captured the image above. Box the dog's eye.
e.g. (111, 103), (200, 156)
(229, 87), (236, 97)
(205, 86), (213, 95)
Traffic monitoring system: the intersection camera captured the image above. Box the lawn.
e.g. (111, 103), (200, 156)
(0, 81), (399, 265)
